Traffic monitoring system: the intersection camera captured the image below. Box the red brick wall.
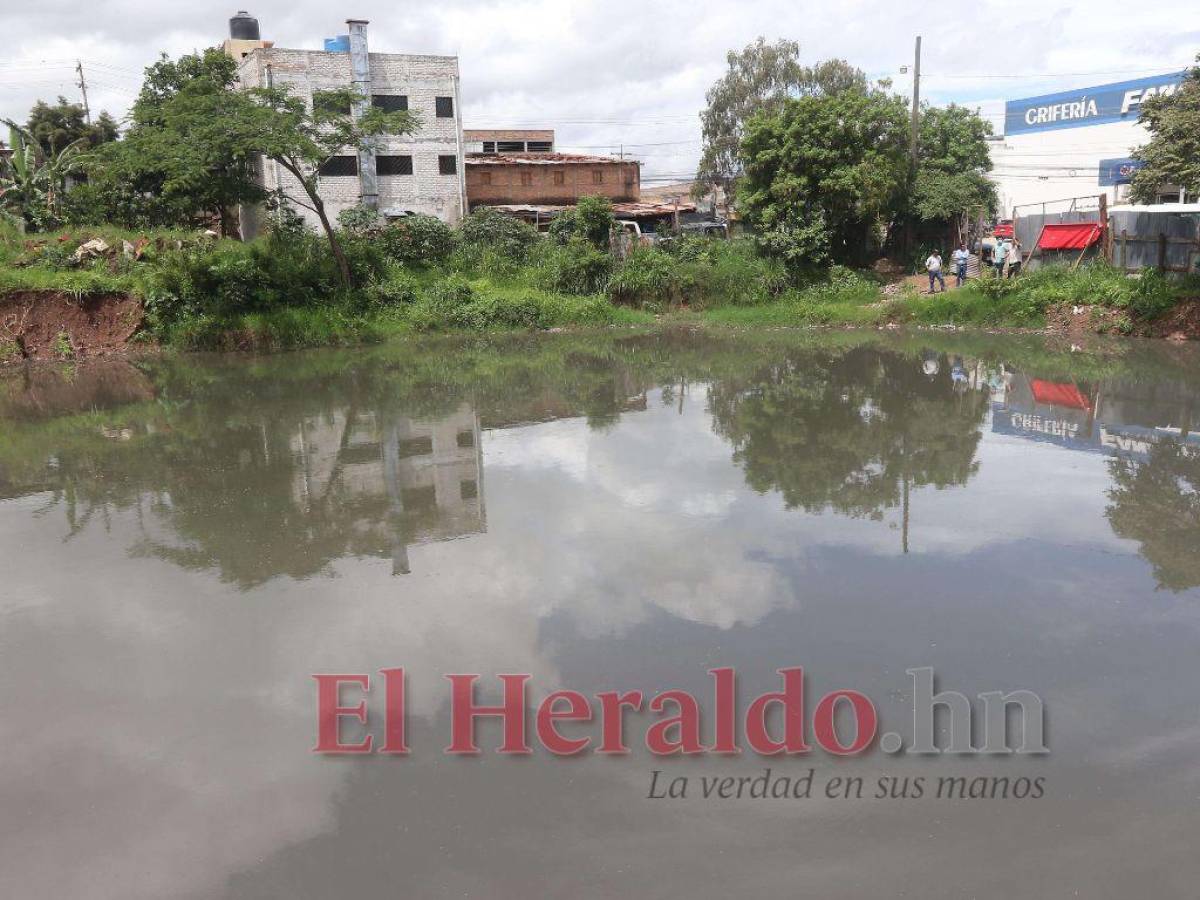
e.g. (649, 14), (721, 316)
(466, 161), (640, 207)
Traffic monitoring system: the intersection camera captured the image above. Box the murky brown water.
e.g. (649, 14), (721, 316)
(3, 330), (1199, 898)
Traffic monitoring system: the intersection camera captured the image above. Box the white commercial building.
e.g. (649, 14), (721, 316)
(233, 17), (466, 237)
(989, 71), (1188, 217)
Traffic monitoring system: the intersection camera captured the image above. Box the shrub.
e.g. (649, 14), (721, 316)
(362, 264), (420, 309)
(337, 205), (384, 236)
(459, 207), (540, 262)
(378, 214), (456, 265)
(542, 237), (612, 295)
(685, 238), (790, 307)
(609, 246), (687, 309)
(549, 196), (615, 248)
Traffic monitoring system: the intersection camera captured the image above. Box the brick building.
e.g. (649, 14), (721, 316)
(464, 129), (555, 154)
(234, 17), (466, 236)
(465, 153), (640, 210)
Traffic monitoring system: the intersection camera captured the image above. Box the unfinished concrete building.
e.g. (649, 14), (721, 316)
(233, 15), (466, 236)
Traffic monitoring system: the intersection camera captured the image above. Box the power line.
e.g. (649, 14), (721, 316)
(922, 65), (1190, 80)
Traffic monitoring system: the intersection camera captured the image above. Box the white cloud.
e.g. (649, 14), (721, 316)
(1, 1), (1193, 178)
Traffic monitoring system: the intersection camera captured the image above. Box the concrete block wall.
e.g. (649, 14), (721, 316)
(237, 48), (465, 235)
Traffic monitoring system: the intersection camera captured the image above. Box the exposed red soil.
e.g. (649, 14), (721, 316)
(0, 291), (144, 361)
(1147, 299), (1200, 342)
(1044, 303), (1134, 340)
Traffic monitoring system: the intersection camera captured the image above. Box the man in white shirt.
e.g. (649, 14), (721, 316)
(1005, 240), (1022, 278)
(951, 244), (970, 287)
(926, 250), (945, 293)
(992, 239), (1007, 276)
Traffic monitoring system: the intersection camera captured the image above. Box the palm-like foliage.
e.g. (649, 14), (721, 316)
(0, 119), (89, 230)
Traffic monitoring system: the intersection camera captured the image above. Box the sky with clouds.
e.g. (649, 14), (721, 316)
(1, 1), (1196, 180)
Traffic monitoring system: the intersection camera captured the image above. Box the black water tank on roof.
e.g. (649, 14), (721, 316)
(229, 11), (261, 40)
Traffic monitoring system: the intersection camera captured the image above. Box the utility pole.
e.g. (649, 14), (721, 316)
(75, 60), (91, 124)
(909, 36), (921, 170)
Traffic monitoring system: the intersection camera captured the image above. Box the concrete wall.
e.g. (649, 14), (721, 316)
(237, 47), (465, 235)
(466, 159), (640, 208)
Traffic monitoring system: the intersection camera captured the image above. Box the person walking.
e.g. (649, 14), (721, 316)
(951, 243), (970, 287)
(926, 250), (946, 293)
(992, 239), (1008, 277)
(1006, 239), (1022, 278)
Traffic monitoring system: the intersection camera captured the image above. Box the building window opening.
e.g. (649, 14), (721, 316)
(313, 91), (352, 117)
(372, 94), (409, 112)
(377, 155), (413, 176)
(435, 96), (454, 118)
(438, 155), (458, 175)
(318, 155), (358, 177)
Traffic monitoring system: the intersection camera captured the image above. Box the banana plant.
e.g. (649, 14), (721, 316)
(1, 119), (90, 230)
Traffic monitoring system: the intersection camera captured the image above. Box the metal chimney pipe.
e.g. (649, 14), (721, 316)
(346, 19), (378, 210)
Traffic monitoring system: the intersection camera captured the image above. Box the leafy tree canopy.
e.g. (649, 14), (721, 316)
(1131, 56), (1200, 203)
(695, 37), (867, 208)
(911, 104), (997, 223)
(25, 97), (118, 157)
(737, 87), (910, 267)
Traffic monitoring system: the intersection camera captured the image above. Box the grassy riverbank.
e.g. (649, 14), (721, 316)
(3, 213), (1199, 358)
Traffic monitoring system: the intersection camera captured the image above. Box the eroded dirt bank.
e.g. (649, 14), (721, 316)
(0, 292), (144, 361)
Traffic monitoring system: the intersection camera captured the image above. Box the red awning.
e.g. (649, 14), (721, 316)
(1030, 379), (1092, 411)
(1036, 222), (1102, 251)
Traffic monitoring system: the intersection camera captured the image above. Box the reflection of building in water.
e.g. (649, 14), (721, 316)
(992, 372), (1200, 460)
(290, 403), (485, 575)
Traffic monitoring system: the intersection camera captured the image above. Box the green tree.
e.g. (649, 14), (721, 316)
(228, 84), (418, 284)
(25, 96), (118, 156)
(0, 119), (90, 230)
(1131, 57), (1200, 203)
(696, 38), (867, 215)
(911, 104), (997, 240)
(737, 88), (910, 267)
(78, 49), (261, 232)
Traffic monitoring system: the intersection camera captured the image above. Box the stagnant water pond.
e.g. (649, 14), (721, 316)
(2, 329), (1199, 898)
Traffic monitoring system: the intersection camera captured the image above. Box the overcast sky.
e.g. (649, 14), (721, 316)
(1, 1), (1196, 180)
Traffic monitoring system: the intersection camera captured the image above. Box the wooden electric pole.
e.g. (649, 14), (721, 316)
(76, 60), (91, 125)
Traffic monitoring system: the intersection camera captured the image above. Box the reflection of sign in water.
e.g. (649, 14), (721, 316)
(993, 372), (1200, 462)
(992, 405), (1100, 451)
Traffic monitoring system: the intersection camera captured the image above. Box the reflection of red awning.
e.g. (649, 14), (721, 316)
(1031, 379), (1092, 411)
(1036, 222), (1102, 250)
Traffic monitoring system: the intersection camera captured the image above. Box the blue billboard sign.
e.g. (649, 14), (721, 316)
(1098, 157), (1147, 186)
(1004, 72), (1185, 136)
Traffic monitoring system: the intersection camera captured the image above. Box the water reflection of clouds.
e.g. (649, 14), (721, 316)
(4, 339), (1200, 899)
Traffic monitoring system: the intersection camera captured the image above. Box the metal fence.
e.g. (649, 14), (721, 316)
(1110, 209), (1200, 273)
(1010, 195), (1200, 274)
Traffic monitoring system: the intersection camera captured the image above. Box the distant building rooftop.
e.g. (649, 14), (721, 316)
(466, 152), (631, 166)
